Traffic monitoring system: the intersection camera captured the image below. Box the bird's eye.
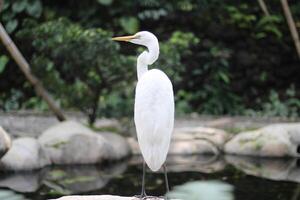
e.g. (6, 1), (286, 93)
(135, 35), (141, 39)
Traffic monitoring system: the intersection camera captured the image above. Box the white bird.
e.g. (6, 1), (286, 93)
(113, 31), (174, 198)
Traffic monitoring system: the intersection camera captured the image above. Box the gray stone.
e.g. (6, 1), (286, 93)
(0, 137), (51, 170)
(128, 126), (228, 156)
(38, 121), (130, 164)
(100, 132), (131, 160)
(225, 123), (300, 157)
(0, 127), (11, 158)
(128, 138), (218, 155)
(38, 121), (109, 164)
(169, 140), (218, 155)
(173, 126), (231, 149)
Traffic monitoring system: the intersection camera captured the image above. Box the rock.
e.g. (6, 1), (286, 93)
(174, 126), (231, 149)
(128, 138), (218, 155)
(128, 126), (228, 156)
(38, 121), (129, 164)
(225, 123), (300, 157)
(100, 132), (131, 160)
(51, 195), (167, 200)
(169, 140), (218, 155)
(0, 127), (11, 158)
(0, 137), (50, 170)
(38, 121), (109, 164)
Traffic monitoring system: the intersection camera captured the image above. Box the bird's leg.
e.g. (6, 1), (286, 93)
(141, 161), (147, 197)
(135, 161), (148, 199)
(163, 163), (170, 200)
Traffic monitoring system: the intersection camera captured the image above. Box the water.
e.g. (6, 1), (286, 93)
(0, 155), (300, 200)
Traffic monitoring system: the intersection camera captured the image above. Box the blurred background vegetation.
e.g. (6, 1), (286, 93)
(0, 0), (300, 124)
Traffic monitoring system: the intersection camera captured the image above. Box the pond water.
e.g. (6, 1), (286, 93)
(1, 155), (300, 200)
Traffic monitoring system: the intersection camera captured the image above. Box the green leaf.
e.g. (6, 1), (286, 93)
(0, 56), (9, 74)
(218, 71), (230, 84)
(5, 19), (18, 33)
(120, 16), (139, 34)
(97, 0), (113, 6)
(26, 0), (42, 18)
(12, 0), (28, 13)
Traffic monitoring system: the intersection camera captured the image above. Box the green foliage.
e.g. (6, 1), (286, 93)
(0, 55), (8, 74)
(155, 31), (200, 115)
(1, 0), (42, 33)
(245, 85), (300, 118)
(17, 18), (134, 123)
(226, 4), (257, 29)
(255, 15), (283, 39)
(1, 0), (300, 121)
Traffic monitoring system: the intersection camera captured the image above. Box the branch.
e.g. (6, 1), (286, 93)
(0, 23), (66, 121)
(0, 0), (3, 14)
(281, 0), (300, 59)
(257, 0), (270, 16)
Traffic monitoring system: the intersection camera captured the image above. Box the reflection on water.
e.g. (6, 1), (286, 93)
(0, 155), (300, 199)
(167, 181), (234, 200)
(225, 155), (298, 182)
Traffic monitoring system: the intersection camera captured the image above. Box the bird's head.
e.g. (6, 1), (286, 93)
(112, 31), (158, 47)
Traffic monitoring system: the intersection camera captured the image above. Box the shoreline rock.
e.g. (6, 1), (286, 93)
(225, 123), (300, 157)
(128, 126), (230, 156)
(38, 121), (130, 165)
(0, 137), (51, 170)
(0, 127), (11, 158)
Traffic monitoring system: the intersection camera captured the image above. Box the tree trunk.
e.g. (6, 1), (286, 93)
(257, 0), (270, 16)
(0, 23), (66, 121)
(88, 87), (101, 125)
(0, 0), (3, 14)
(280, 0), (300, 59)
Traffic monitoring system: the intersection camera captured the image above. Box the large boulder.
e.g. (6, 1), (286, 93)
(173, 126), (230, 149)
(38, 121), (130, 164)
(128, 126), (230, 156)
(100, 132), (131, 160)
(225, 123), (300, 157)
(0, 137), (50, 170)
(0, 127), (11, 158)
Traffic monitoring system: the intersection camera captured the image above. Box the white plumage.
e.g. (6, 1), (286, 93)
(134, 69), (174, 171)
(112, 31), (174, 195)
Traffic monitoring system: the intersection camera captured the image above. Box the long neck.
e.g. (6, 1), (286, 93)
(136, 42), (159, 80)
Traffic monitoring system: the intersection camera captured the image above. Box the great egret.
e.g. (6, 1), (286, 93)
(112, 31), (174, 198)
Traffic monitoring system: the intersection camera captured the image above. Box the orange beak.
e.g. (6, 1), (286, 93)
(112, 35), (137, 42)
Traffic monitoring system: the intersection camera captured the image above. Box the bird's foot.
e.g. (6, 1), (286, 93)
(134, 194), (159, 199)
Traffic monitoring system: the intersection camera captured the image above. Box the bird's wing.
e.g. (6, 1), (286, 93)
(134, 69), (174, 171)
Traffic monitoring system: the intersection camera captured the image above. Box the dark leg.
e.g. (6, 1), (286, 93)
(163, 163), (170, 194)
(134, 161), (147, 199)
(141, 161), (147, 197)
